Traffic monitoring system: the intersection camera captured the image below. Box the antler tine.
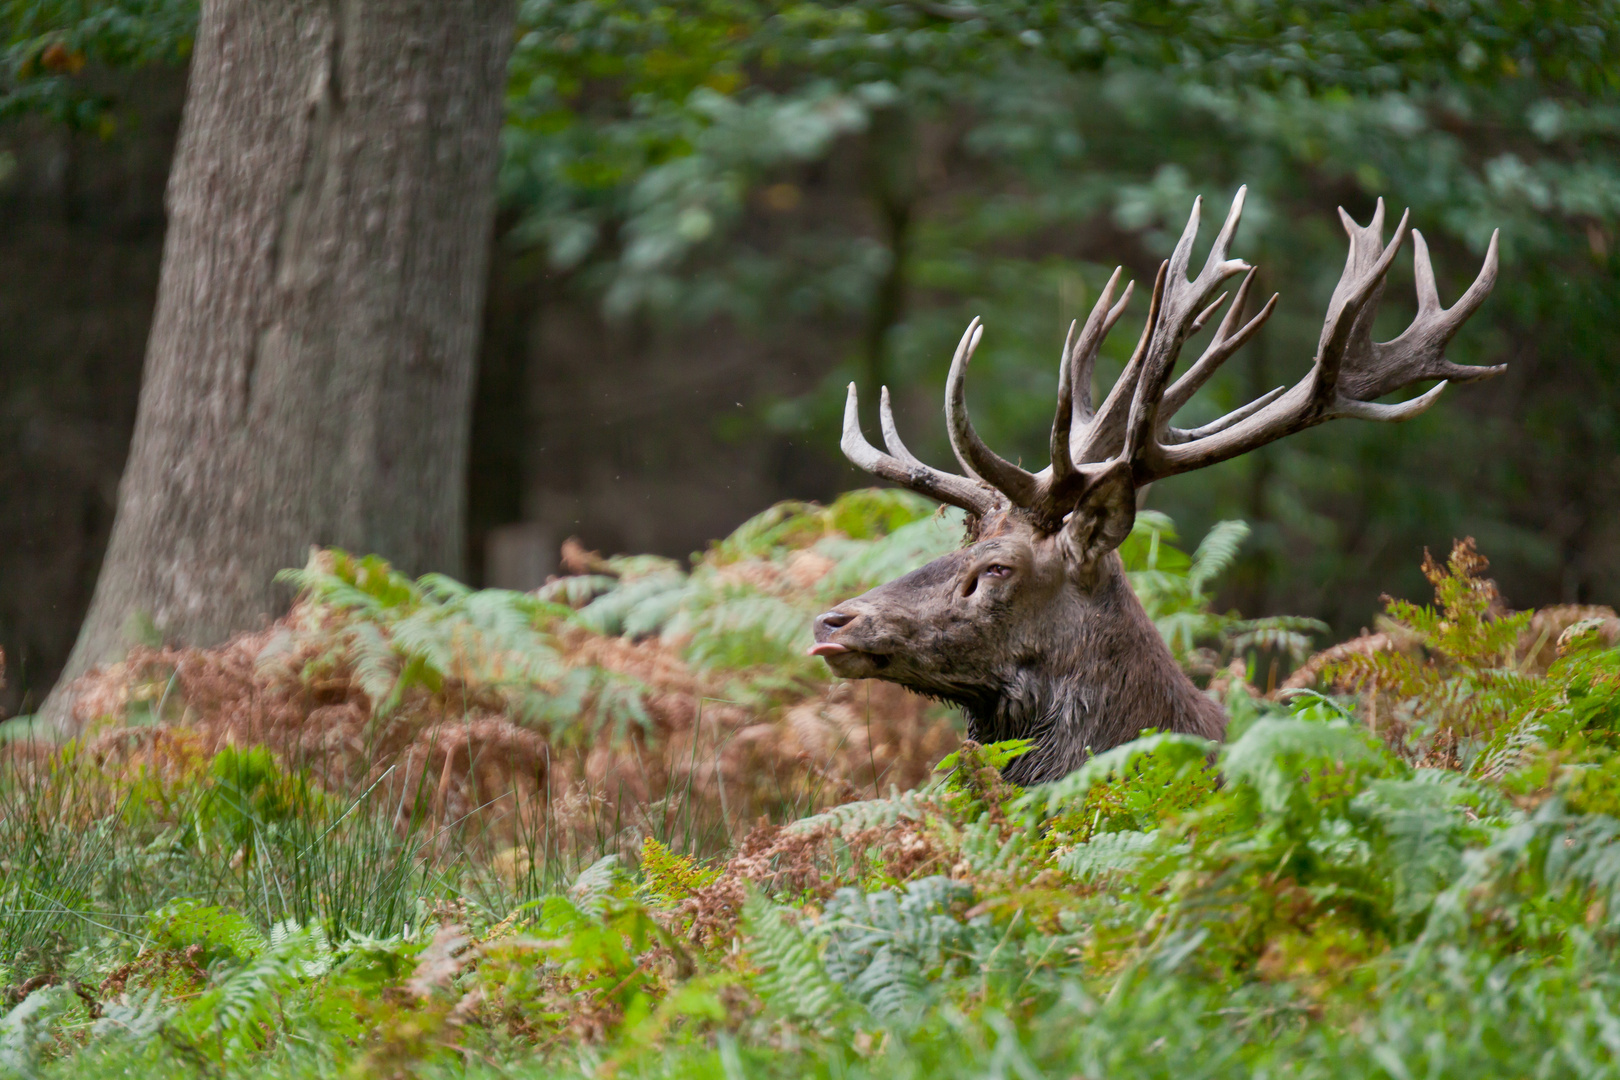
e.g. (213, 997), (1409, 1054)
(1074, 262), (1165, 466)
(1163, 384), (1287, 444)
(1436, 228), (1501, 344)
(945, 318), (1042, 507)
(1167, 194), (1203, 284)
(1333, 380), (1450, 422)
(1166, 188), (1249, 289)
(1311, 204), (1411, 408)
(1049, 319), (1080, 487)
(1121, 188), (1253, 468)
(1158, 269), (1279, 423)
(1205, 184), (1247, 268)
(944, 319), (986, 480)
(1189, 292), (1228, 338)
(1047, 267), (1130, 496)
(1337, 228), (1505, 401)
(878, 387), (927, 468)
(1413, 228), (1443, 313)
(1070, 271), (1132, 429)
(840, 382), (1001, 517)
(1066, 267), (1129, 426)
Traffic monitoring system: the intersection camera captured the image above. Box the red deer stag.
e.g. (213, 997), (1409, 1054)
(810, 189), (1500, 784)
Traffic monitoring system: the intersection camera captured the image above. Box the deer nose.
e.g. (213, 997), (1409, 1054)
(809, 610), (858, 657)
(815, 610), (857, 634)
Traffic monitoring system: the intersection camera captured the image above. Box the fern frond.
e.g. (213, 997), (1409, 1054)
(1188, 520), (1250, 594)
(742, 891), (845, 1033)
(820, 877), (977, 1021)
(1058, 830), (1163, 884)
(1221, 714), (1392, 818)
(1020, 732), (1216, 820)
(536, 573), (620, 607)
(786, 789), (931, 836)
(578, 572), (689, 637)
(170, 922), (329, 1061)
(817, 512), (964, 597)
(0, 985), (76, 1074)
(571, 854), (633, 916)
(640, 837), (721, 905)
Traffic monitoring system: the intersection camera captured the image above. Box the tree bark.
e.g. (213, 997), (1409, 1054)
(45, 0), (514, 724)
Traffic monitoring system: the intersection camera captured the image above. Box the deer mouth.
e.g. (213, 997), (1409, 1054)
(807, 642), (892, 674)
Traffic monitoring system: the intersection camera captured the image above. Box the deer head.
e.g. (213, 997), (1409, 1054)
(811, 189), (1500, 783)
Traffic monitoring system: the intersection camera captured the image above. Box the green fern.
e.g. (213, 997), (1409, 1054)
(1122, 514), (1325, 666)
(820, 877), (979, 1021)
(0, 984), (76, 1076)
(742, 891), (845, 1034)
(167, 921), (330, 1063)
(1019, 731), (1217, 823)
(1057, 830), (1163, 885)
(147, 899), (270, 964)
(786, 789), (932, 837)
(639, 838), (720, 906)
(816, 510), (965, 597)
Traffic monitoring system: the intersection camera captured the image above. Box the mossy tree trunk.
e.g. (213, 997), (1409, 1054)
(45, 0), (514, 724)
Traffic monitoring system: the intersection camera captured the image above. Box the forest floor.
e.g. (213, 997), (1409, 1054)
(5, 491), (1620, 1078)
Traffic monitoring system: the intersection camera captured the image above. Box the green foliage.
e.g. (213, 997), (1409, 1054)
(1322, 539), (1611, 775)
(495, 0), (1620, 638)
(2, 0), (195, 123)
(640, 837), (720, 907)
(935, 738), (1032, 821)
(1124, 512), (1328, 667)
(10, 560), (1620, 1078)
(818, 875), (980, 1021)
(147, 900), (268, 964)
(786, 786), (930, 836)
(164, 921), (332, 1064)
(741, 889), (846, 1034)
(0, 742), (444, 988)
(1022, 730), (1219, 832)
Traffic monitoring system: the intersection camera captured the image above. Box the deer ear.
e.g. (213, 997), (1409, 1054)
(1061, 464), (1137, 570)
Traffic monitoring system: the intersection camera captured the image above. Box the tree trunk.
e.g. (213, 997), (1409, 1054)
(45, 0), (514, 725)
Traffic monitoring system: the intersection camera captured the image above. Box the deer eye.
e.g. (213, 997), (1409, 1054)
(982, 564), (1014, 579)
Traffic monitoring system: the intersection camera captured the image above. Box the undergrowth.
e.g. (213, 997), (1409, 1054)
(2, 499), (1619, 1078)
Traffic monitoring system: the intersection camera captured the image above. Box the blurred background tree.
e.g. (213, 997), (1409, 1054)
(6, 0), (515, 725)
(1, 0), (1617, 712)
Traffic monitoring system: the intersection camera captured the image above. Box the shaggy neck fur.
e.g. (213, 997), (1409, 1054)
(956, 553), (1226, 786)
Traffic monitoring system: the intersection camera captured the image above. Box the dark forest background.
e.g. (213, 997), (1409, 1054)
(2, 2), (1617, 714)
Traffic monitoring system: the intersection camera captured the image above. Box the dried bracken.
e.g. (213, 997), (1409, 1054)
(41, 570), (957, 860)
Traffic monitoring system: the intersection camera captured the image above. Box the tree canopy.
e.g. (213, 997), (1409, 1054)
(7, 0), (1620, 625)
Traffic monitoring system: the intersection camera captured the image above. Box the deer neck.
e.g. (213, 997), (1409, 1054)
(960, 552), (1226, 786)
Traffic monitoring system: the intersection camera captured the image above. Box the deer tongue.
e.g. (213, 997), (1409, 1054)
(807, 642), (850, 657)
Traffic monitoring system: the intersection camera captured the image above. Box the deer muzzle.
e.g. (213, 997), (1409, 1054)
(809, 607), (891, 673)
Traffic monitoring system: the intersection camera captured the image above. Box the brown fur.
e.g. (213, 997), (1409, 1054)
(813, 511), (1225, 785)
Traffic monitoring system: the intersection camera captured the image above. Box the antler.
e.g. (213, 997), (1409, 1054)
(840, 383), (1003, 518)
(839, 188), (1501, 532)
